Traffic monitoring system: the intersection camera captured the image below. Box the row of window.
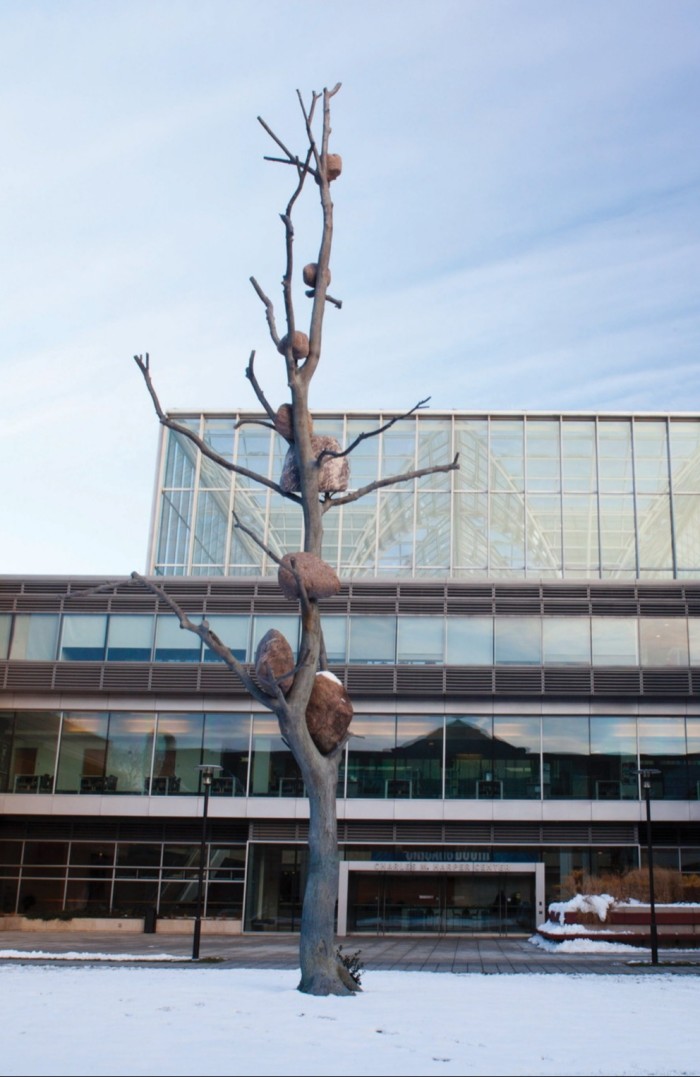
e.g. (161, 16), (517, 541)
(3, 708), (700, 801)
(2, 837), (698, 925)
(0, 839), (244, 920)
(4, 611), (700, 667)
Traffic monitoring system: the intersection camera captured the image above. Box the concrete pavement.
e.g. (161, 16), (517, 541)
(2, 931), (700, 975)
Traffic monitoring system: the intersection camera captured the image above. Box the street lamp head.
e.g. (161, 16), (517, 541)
(196, 763), (224, 787)
(635, 766), (662, 790)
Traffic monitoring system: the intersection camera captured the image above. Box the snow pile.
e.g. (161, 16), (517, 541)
(548, 892), (615, 923)
(0, 950), (180, 962)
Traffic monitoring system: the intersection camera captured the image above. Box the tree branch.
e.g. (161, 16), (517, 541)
(297, 86), (337, 387)
(257, 115), (319, 181)
(243, 350), (278, 423)
(133, 354), (301, 504)
(129, 573), (280, 711)
(249, 280), (282, 349)
(321, 454), (461, 512)
(316, 398), (431, 464)
(304, 289), (342, 310)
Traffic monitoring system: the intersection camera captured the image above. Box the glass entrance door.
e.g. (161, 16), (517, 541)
(347, 871), (535, 934)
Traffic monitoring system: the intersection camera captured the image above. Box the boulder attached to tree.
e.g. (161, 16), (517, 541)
(255, 629), (295, 695)
(274, 403), (313, 443)
(277, 331), (310, 360)
(280, 435), (349, 493)
(305, 671), (353, 754)
(303, 263), (331, 288)
(278, 552), (341, 602)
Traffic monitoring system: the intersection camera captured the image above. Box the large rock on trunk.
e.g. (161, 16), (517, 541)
(305, 671), (353, 754)
(254, 629), (295, 696)
(280, 436), (349, 493)
(278, 553), (341, 602)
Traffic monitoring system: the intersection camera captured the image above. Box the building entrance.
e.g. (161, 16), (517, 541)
(337, 860), (545, 936)
(347, 871), (535, 934)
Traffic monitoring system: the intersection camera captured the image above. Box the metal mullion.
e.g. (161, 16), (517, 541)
(630, 418), (640, 577)
(411, 413), (419, 578)
(523, 416), (528, 577)
(186, 415), (205, 575)
(594, 417), (603, 578)
(147, 424), (169, 574)
(486, 417), (492, 577)
(558, 416), (565, 579)
(666, 417), (678, 577)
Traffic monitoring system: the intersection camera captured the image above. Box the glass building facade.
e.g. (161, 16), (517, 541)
(151, 412), (700, 579)
(2, 409), (700, 934)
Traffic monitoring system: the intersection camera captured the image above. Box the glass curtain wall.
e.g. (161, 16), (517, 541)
(151, 415), (700, 579)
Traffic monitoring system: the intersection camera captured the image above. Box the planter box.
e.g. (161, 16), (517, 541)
(540, 903), (700, 946)
(155, 918), (242, 936)
(0, 916), (143, 933)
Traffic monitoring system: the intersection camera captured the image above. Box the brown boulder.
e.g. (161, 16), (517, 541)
(325, 154), (342, 181)
(277, 331), (310, 360)
(278, 553), (341, 602)
(254, 629), (295, 696)
(273, 403), (313, 443)
(302, 263), (331, 288)
(279, 436), (350, 493)
(305, 671), (353, 754)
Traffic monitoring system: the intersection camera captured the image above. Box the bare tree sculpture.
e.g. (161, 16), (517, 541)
(130, 85), (458, 996)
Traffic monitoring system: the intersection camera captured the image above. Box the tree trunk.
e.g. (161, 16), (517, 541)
(297, 747), (358, 995)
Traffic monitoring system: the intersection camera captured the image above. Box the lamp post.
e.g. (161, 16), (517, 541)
(637, 766), (661, 966)
(192, 763), (222, 960)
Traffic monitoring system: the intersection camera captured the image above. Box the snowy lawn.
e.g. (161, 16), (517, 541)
(3, 963), (700, 1077)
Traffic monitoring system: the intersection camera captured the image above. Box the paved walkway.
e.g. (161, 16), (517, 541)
(2, 931), (700, 975)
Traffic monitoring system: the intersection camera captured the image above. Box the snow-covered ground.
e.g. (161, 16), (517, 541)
(3, 955), (700, 1076)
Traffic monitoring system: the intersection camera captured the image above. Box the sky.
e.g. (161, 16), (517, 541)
(2, 0), (700, 575)
(4, 962), (700, 1076)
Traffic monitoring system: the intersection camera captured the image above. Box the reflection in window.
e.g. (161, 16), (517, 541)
(445, 618), (493, 665)
(202, 713), (251, 796)
(60, 616), (108, 661)
(394, 716), (442, 798)
(562, 422), (596, 494)
(495, 618), (541, 664)
(543, 717), (589, 798)
(321, 617), (347, 663)
(7, 711), (60, 794)
(639, 717), (689, 800)
(105, 713), (154, 795)
(154, 617), (202, 663)
(346, 715), (397, 798)
(348, 617), (396, 664)
(542, 619), (590, 664)
(589, 717), (637, 799)
(250, 715), (303, 796)
(201, 616), (250, 663)
(562, 495), (599, 573)
(0, 615), (10, 659)
(397, 618), (444, 663)
(445, 715), (493, 799)
(687, 719), (700, 800)
(106, 616), (153, 662)
(9, 615), (59, 661)
(598, 422), (633, 493)
(493, 717), (541, 798)
(153, 713), (204, 794)
(639, 619), (689, 666)
(634, 423), (669, 494)
(591, 618), (638, 666)
(56, 713), (110, 794)
(599, 495), (636, 573)
(251, 617), (300, 660)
